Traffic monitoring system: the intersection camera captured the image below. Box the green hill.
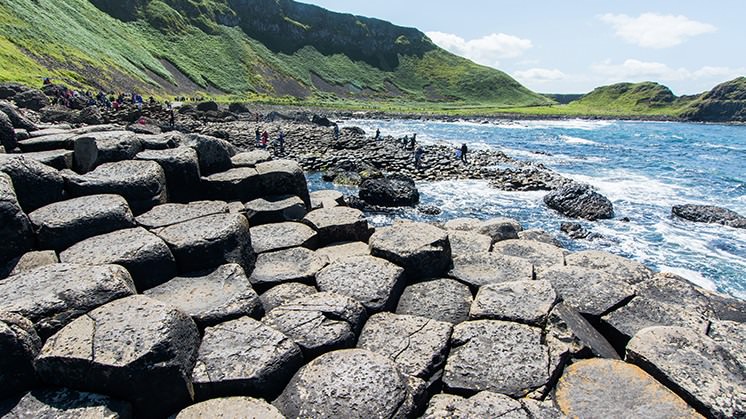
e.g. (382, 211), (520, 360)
(0, 0), (551, 107)
(563, 82), (695, 116)
(680, 77), (746, 122)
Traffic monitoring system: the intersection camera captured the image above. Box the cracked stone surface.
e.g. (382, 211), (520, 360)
(470, 280), (558, 325)
(250, 221), (318, 254)
(7, 250), (59, 276)
(315, 241), (370, 264)
(447, 230), (492, 258)
(174, 396), (283, 419)
(249, 247), (326, 288)
(2, 388), (133, 419)
(309, 189), (344, 209)
(136, 200), (229, 230)
(422, 391), (530, 419)
(316, 255), (405, 312)
(259, 282), (317, 313)
(449, 253), (533, 287)
(708, 320), (746, 369)
(538, 265), (635, 317)
(565, 250), (653, 285)
(0, 312), (41, 397)
(491, 239), (565, 273)
(0, 172), (33, 265)
(135, 147), (201, 203)
(369, 221), (452, 279)
(396, 278), (473, 324)
(302, 206), (369, 245)
(477, 217), (523, 244)
(245, 195), (307, 226)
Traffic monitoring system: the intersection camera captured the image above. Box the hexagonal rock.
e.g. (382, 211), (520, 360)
(245, 195), (307, 226)
(174, 397), (283, 419)
(547, 302), (620, 361)
(16, 133), (75, 152)
(444, 217), (482, 232)
(60, 227), (176, 291)
(0, 172), (33, 264)
(443, 320), (549, 397)
(470, 280), (558, 325)
(231, 150), (271, 167)
(135, 200), (229, 230)
(538, 265), (635, 317)
(315, 241), (370, 264)
(135, 147), (201, 203)
(708, 320), (746, 369)
(255, 159), (311, 208)
(565, 250), (652, 285)
(3, 389), (133, 419)
(181, 133), (236, 175)
(0, 264), (136, 340)
(302, 206), (369, 245)
(192, 316), (303, 399)
(20, 149), (74, 170)
(492, 239), (565, 273)
(35, 295), (200, 419)
(155, 213), (255, 274)
(0, 111), (17, 151)
(259, 282), (317, 313)
(263, 292), (366, 358)
(369, 221), (452, 279)
(29, 194), (136, 251)
(626, 326), (746, 418)
(7, 250), (59, 276)
(274, 349), (414, 419)
(137, 131), (183, 150)
(202, 167), (262, 203)
(357, 312), (452, 378)
(447, 230), (492, 258)
(249, 247), (326, 289)
(250, 222), (318, 254)
(477, 217), (522, 244)
(555, 358), (702, 419)
(519, 228), (563, 247)
(73, 130), (143, 173)
(0, 155), (64, 212)
(144, 264), (262, 328)
(449, 253), (534, 287)
(521, 399), (568, 419)
(316, 255), (405, 312)
(396, 278), (473, 324)
(0, 313), (41, 397)
(422, 391), (530, 419)
(63, 160), (167, 214)
(309, 189), (345, 209)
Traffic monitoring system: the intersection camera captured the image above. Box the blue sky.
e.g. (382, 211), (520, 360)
(301, 1), (745, 94)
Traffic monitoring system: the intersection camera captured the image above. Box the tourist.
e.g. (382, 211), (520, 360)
(333, 124), (340, 140)
(402, 135), (409, 149)
(454, 146), (462, 160)
(42, 77), (51, 86)
(414, 146), (425, 169)
(461, 143), (468, 164)
(374, 128), (380, 140)
(255, 127), (261, 146)
(409, 133), (416, 149)
(277, 130), (285, 153)
(261, 130), (269, 148)
(169, 108), (175, 128)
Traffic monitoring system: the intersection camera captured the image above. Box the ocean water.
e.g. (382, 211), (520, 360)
(307, 117), (746, 300)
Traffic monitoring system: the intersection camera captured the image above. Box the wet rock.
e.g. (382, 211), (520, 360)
(0, 111), (16, 150)
(560, 221), (601, 240)
(316, 255), (405, 312)
(369, 221), (451, 279)
(259, 282), (317, 313)
(565, 250), (652, 285)
(255, 159), (311, 208)
(250, 221), (318, 253)
(35, 295), (200, 419)
(0, 263), (135, 340)
(135, 200), (228, 229)
(447, 230), (492, 257)
(274, 349), (413, 418)
(231, 150), (271, 167)
(396, 278), (473, 324)
(302, 206), (369, 245)
(626, 326), (745, 418)
(7, 250), (59, 276)
(20, 149), (74, 170)
(672, 204), (746, 228)
(518, 228), (563, 247)
(155, 213), (255, 274)
(16, 133), (75, 152)
(470, 280), (558, 325)
(477, 217), (522, 243)
(135, 147), (201, 203)
(192, 316), (303, 399)
(315, 240), (370, 263)
(63, 160), (167, 214)
(443, 320), (549, 397)
(555, 358), (702, 419)
(3, 389), (133, 418)
(181, 133), (236, 175)
(538, 265), (635, 317)
(72, 131), (143, 173)
(144, 264), (261, 328)
(0, 172), (33, 265)
(0, 155), (64, 212)
(0, 313), (41, 397)
(309, 189), (345, 209)
(202, 167), (262, 203)
(29, 194), (135, 251)
(358, 175), (420, 207)
(174, 396), (283, 419)
(263, 292), (366, 357)
(245, 195), (307, 225)
(357, 312), (452, 378)
(249, 247), (326, 289)
(449, 253), (534, 287)
(544, 183), (614, 220)
(492, 239), (565, 273)
(423, 391), (530, 419)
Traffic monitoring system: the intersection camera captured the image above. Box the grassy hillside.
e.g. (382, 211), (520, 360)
(0, 0), (551, 107)
(680, 77), (746, 122)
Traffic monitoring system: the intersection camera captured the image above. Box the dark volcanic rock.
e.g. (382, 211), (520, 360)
(0, 111), (17, 150)
(135, 200), (229, 229)
(423, 391), (530, 419)
(259, 282), (317, 313)
(396, 278), (473, 324)
(470, 280), (558, 326)
(672, 204), (746, 228)
(13, 88), (49, 110)
(136, 147), (201, 203)
(19, 149), (75, 170)
(449, 252), (534, 287)
(302, 206), (370, 245)
(0, 155), (64, 212)
(565, 250), (653, 285)
(174, 397), (283, 419)
(369, 221), (452, 279)
(543, 183), (614, 221)
(0, 100), (37, 131)
(0, 172), (34, 265)
(231, 150), (271, 167)
(315, 240), (370, 263)
(181, 133), (236, 175)
(3, 389), (133, 418)
(16, 132), (75, 152)
(34, 295), (200, 419)
(316, 255), (405, 312)
(492, 239), (565, 273)
(202, 167), (261, 203)
(72, 131), (143, 173)
(477, 217), (522, 244)
(0, 312), (41, 397)
(547, 302), (621, 361)
(245, 195), (307, 226)
(249, 247), (326, 288)
(538, 265), (635, 317)
(447, 230), (492, 258)
(358, 175), (420, 207)
(7, 250), (59, 276)
(250, 221), (318, 254)
(255, 159), (311, 208)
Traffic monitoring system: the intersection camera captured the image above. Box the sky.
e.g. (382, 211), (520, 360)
(300, 0), (745, 95)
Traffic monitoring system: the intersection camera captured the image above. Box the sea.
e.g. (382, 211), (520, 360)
(306, 117), (746, 300)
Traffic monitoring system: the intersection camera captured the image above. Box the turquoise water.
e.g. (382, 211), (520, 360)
(308, 118), (746, 300)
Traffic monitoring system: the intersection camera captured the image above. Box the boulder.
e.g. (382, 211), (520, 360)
(76, 105), (104, 125)
(259, 282), (317, 313)
(311, 114), (334, 127)
(63, 160), (167, 214)
(315, 240), (370, 264)
(447, 230), (492, 257)
(274, 349), (414, 418)
(565, 250), (653, 285)
(181, 133), (236, 175)
(357, 312), (452, 378)
(0, 100), (37, 131)
(16, 133), (75, 152)
(0, 313), (41, 397)
(202, 167), (262, 202)
(626, 326), (745, 418)
(396, 278), (473, 324)
(174, 397), (283, 419)
(72, 131), (143, 173)
(137, 131), (184, 150)
(672, 204), (746, 228)
(470, 280), (558, 326)
(39, 105), (78, 123)
(60, 227), (176, 291)
(0, 83), (27, 99)
(249, 247), (326, 289)
(245, 195), (307, 225)
(519, 229), (563, 248)
(443, 320), (549, 397)
(538, 265), (635, 317)
(144, 264), (261, 328)
(196, 101), (219, 112)
(255, 160), (311, 208)
(449, 253), (534, 287)
(0, 263), (136, 340)
(544, 183), (614, 220)
(250, 222), (318, 254)
(302, 206), (369, 245)
(28, 194), (136, 251)
(34, 295), (200, 419)
(0, 155), (64, 212)
(358, 175), (420, 207)
(477, 217), (522, 243)
(263, 292), (366, 358)
(0, 172), (34, 265)
(2, 389), (133, 418)
(316, 255), (405, 312)
(492, 239), (565, 273)
(155, 213), (255, 274)
(555, 359), (702, 419)
(422, 391), (530, 419)
(192, 316), (303, 399)
(13, 88), (49, 110)
(7, 250), (59, 276)
(369, 221), (451, 279)
(309, 189), (345, 209)
(0, 111), (16, 150)
(231, 150), (271, 167)
(14, 128), (29, 141)
(18, 149), (74, 170)
(135, 200), (228, 229)
(135, 147), (201, 203)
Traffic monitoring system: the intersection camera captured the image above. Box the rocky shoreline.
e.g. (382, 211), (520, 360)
(0, 86), (745, 418)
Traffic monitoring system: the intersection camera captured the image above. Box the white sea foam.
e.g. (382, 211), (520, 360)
(658, 266), (717, 291)
(510, 119), (615, 131)
(559, 135), (597, 145)
(567, 171), (689, 204)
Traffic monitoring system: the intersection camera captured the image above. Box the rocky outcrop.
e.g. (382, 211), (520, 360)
(358, 174), (420, 207)
(174, 397), (283, 419)
(544, 183), (614, 220)
(0, 172), (34, 264)
(369, 221), (452, 279)
(672, 204), (746, 228)
(2, 389), (132, 418)
(396, 278), (473, 324)
(316, 255), (405, 312)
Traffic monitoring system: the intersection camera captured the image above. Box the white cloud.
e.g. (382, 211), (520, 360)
(591, 59), (745, 83)
(426, 31), (532, 68)
(599, 13), (716, 48)
(514, 68), (566, 84)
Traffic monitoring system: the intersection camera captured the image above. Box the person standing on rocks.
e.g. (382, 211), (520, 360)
(261, 130), (269, 148)
(461, 143), (468, 164)
(255, 128), (261, 147)
(374, 128), (380, 141)
(409, 133), (417, 149)
(333, 124), (340, 140)
(414, 146), (425, 169)
(276, 130), (286, 153)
